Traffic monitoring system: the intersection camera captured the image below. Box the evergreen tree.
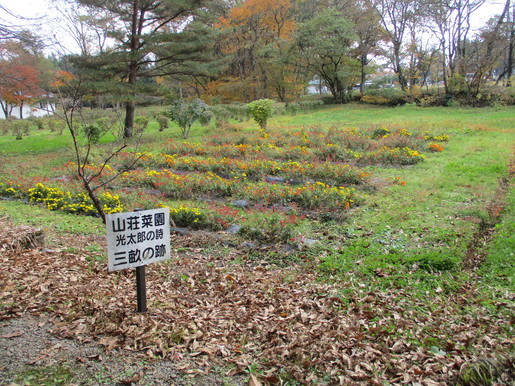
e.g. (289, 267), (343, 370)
(69, 0), (222, 138)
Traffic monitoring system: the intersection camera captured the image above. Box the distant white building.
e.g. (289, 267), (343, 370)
(306, 76), (330, 95)
(0, 100), (55, 120)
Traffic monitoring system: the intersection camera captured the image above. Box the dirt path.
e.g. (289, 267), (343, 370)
(0, 315), (242, 385)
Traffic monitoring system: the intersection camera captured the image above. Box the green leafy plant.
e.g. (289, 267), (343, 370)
(12, 120), (30, 140)
(81, 124), (102, 144)
(155, 114), (169, 131)
(166, 98), (211, 138)
(371, 127), (391, 139)
(247, 99), (275, 130)
(134, 115), (149, 134)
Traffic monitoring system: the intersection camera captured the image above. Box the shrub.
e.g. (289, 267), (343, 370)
(0, 120), (8, 135)
(371, 127), (391, 139)
(361, 88), (409, 106)
(198, 110), (214, 126)
(167, 205), (206, 228)
(237, 211), (298, 243)
(34, 118), (45, 130)
(286, 103), (300, 115)
(225, 103), (249, 121)
(134, 115), (149, 134)
(299, 99), (324, 112)
(96, 117), (113, 132)
(47, 120), (57, 132)
(210, 105), (230, 127)
(156, 115), (169, 131)
(247, 99), (275, 130)
(12, 120), (30, 140)
(167, 98), (211, 138)
(82, 125), (102, 144)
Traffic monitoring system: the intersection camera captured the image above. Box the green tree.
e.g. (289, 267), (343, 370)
(71, 0), (221, 138)
(296, 9), (359, 103)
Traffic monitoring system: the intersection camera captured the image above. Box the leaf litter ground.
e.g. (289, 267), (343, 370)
(0, 220), (513, 384)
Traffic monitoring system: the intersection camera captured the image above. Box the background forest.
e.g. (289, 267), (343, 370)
(0, 0), (514, 134)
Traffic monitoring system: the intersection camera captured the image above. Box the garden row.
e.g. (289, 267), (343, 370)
(162, 127), (445, 164)
(0, 125), (449, 244)
(0, 178), (309, 243)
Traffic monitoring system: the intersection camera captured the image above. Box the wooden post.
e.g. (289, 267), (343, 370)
(134, 208), (147, 313)
(136, 265), (147, 313)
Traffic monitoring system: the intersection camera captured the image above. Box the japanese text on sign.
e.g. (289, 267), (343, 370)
(106, 208), (170, 272)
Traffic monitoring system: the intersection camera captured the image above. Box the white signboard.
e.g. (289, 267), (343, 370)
(106, 208), (170, 272)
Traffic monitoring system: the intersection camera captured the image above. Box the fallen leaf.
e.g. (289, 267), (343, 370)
(249, 373), (261, 386)
(1, 331), (23, 338)
(120, 371), (143, 384)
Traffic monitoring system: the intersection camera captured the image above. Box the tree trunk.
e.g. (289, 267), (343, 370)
(0, 101), (8, 118)
(123, 0), (142, 139)
(393, 42), (408, 91)
(507, 0), (514, 86)
(360, 53), (367, 94)
(124, 100), (135, 138)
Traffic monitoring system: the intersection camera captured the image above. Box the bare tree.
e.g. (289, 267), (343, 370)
(0, 5), (40, 45)
(466, 0), (512, 93)
(425, 0), (485, 93)
(49, 1), (114, 56)
(52, 72), (143, 224)
(368, 0), (419, 91)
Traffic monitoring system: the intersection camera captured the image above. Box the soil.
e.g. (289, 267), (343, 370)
(0, 316), (243, 385)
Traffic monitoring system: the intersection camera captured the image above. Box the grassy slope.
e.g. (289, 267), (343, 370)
(274, 106), (514, 286)
(0, 104), (513, 382)
(1, 106), (513, 270)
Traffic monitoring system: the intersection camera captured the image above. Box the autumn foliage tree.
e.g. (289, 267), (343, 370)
(215, 0), (302, 102)
(0, 38), (45, 118)
(0, 62), (42, 118)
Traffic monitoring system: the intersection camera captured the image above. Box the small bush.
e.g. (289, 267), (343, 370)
(96, 116), (113, 132)
(247, 99), (276, 130)
(361, 88), (409, 106)
(156, 115), (169, 131)
(134, 115), (149, 134)
(12, 120), (30, 140)
(371, 127), (391, 139)
(299, 99), (324, 112)
(47, 120), (57, 132)
(168, 205), (206, 228)
(210, 105), (230, 127)
(34, 118), (45, 130)
(286, 103), (300, 115)
(166, 98), (211, 138)
(225, 103), (249, 121)
(0, 120), (8, 135)
(82, 125), (102, 144)
(198, 110), (214, 126)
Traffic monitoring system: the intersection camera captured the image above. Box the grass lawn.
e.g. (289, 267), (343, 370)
(0, 104), (513, 383)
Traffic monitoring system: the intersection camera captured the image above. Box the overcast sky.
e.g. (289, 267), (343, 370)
(0, 0), (508, 55)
